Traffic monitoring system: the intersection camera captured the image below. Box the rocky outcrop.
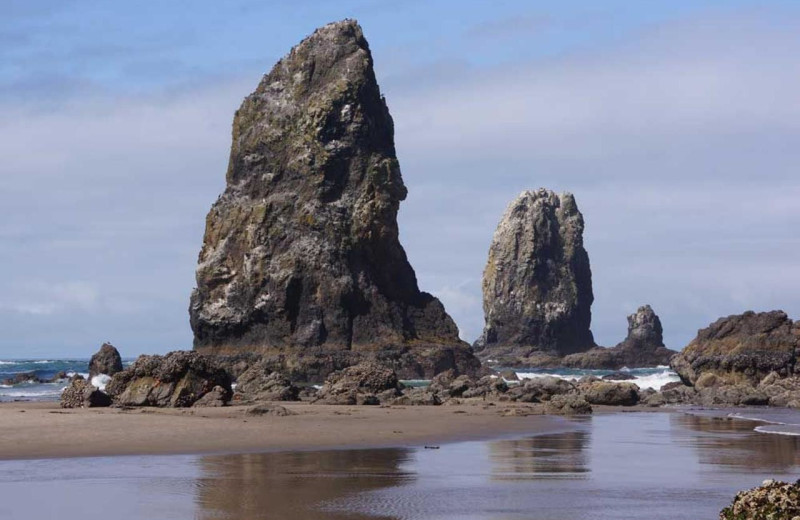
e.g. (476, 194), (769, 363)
(105, 351), (232, 407)
(720, 479), (800, 520)
(235, 363), (300, 402)
(314, 361), (402, 405)
(579, 381), (640, 406)
(89, 342), (123, 378)
(474, 189), (595, 365)
(188, 19), (479, 382)
(60, 378), (111, 408)
(562, 305), (677, 369)
(670, 311), (799, 386)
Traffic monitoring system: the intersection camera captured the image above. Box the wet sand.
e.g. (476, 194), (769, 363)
(0, 401), (577, 460)
(1, 410), (798, 519)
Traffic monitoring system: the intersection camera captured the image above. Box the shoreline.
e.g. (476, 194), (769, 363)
(0, 401), (589, 461)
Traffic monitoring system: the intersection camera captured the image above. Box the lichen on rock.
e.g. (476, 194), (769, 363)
(188, 19), (479, 380)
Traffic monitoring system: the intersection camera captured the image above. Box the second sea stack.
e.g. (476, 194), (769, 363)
(189, 20), (479, 381)
(475, 189), (595, 366)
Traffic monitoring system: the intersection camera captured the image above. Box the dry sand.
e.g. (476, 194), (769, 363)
(0, 401), (576, 460)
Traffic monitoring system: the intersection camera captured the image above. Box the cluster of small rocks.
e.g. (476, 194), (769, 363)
(720, 479), (800, 520)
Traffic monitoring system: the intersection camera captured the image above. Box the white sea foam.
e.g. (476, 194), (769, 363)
(0, 361), (19, 365)
(91, 374), (111, 392)
(754, 425), (800, 437)
(515, 368), (680, 391)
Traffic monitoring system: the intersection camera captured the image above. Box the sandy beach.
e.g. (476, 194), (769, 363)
(0, 401), (578, 460)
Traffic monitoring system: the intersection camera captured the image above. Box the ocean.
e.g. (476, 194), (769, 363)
(0, 411), (798, 519)
(0, 359), (130, 401)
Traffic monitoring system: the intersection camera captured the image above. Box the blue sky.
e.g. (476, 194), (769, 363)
(2, 0), (800, 357)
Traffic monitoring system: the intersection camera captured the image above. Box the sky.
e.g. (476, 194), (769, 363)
(2, 0), (799, 358)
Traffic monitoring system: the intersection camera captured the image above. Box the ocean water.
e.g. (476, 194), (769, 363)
(0, 411), (798, 519)
(0, 359), (130, 402)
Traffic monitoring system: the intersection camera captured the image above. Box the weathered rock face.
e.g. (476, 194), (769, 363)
(235, 363), (300, 402)
(720, 479), (800, 520)
(105, 351), (232, 407)
(562, 305), (677, 369)
(60, 378), (111, 408)
(475, 189), (595, 365)
(89, 342), (123, 378)
(314, 361), (401, 405)
(189, 19), (478, 380)
(670, 311), (799, 386)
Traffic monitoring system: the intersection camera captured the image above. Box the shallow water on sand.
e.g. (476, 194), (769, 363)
(0, 411), (799, 519)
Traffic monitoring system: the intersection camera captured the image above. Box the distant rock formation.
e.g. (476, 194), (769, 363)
(671, 310), (799, 386)
(188, 20), (479, 381)
(474, 189), (595, 365)
(562, 305), (677, 369)
(89, 342), (123, 378)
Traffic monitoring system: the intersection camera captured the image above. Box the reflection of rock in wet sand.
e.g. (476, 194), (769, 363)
(488, 430), (590, 480)
(195, 449), (412, 520)
(673, 413), (800, 471)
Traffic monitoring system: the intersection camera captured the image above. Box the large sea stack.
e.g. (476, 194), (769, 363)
(475, 189), (595, 366)
(189, 20), (479, 381)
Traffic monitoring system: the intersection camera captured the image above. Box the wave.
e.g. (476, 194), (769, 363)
(754, 425), (800, 437)
(91, 374), (111, 392)
(514, 368), (680, 391)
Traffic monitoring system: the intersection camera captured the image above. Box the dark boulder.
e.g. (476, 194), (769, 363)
(89, 343), (124, 378)
(105, 351), (232, 407)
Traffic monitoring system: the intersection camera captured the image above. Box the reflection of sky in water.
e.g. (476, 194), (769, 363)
(0, 412), (799, 519)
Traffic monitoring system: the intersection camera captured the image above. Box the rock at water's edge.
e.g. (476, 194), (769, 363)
(562, 305), (677, 369)
(89, 342), (123, 378)
(670, 310), (798, 386)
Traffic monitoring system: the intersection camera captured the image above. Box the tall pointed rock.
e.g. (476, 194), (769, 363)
(475, 189), (595, 365)
(189, 20), (479, 380)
